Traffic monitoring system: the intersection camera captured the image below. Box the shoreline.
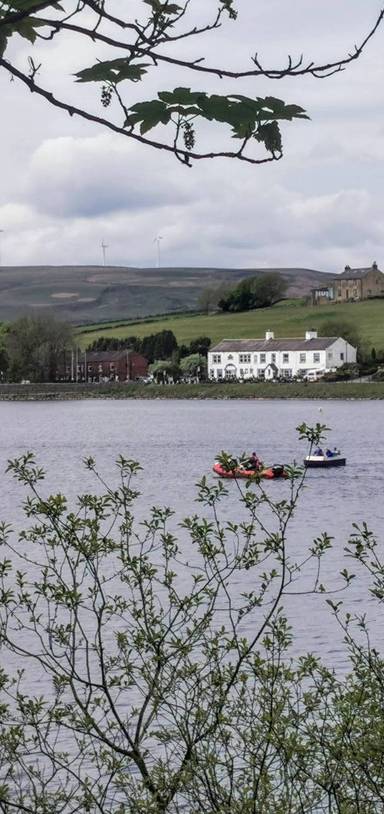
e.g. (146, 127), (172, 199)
(1, 381), (384, 401)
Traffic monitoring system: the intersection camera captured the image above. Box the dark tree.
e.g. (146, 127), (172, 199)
(218, 272), (287, 312)
(250, 272), (288, 307)
(86, 336), (140, 352)
(188, 336), (211, 356)
(6, 314), (74, 382)
(0, 3), (382, 166)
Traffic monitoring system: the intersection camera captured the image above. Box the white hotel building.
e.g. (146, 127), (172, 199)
(208, 330), (357, 381)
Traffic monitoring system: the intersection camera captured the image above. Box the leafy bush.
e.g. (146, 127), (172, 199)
(1, 425), (384, 811)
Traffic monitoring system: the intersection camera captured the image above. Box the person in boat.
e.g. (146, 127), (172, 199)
(314, 447), (324, 456)
(247, 451), (262, 471)
(326, 448), (334, 458)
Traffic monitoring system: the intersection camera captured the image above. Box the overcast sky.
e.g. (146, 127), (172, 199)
(0, 0), (383, 271)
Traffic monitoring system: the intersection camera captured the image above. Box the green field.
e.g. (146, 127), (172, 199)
(78, 299), (384, 350)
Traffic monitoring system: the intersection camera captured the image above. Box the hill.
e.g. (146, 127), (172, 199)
(78, 298), (384, 351)
(0, 265), (329, 324)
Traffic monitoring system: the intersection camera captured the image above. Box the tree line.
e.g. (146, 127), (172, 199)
(87, 331), (212, 382)
(87, 331), (211, 363)
(0, 316), (212, 383)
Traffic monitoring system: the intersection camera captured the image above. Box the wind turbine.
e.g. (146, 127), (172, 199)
(154, 235), (163, 268)
(101, 240), (108, 267)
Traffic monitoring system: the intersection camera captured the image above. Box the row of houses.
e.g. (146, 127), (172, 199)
(64, 331), (356, 384)
(62, 350), (149, 382)
(207, 330), (356, 381)
(312, 262), (384, 305)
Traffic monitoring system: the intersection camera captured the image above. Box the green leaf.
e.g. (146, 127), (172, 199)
(6, 0), (62, 11)
(14, 16), (44, 43)
(158, 87), (207, 106)
(125, 88), (308, 143)
(124, 100), (172, 134)
(254, 121), (283, 154)
(143, 0), (182, 14)
(0, 32), (8, 57)
(75, 60), (150, 85)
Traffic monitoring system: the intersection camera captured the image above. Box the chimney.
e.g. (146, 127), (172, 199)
(265, 330), (274, 341)
(372, 261), (378, 270)
(305, 329), (318, 341)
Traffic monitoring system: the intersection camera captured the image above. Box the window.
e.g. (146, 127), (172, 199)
(239, 368), (244, 377)
(209, 369), (214, 378)
(281, 369), (293, 379)
(260, 353), (266, 363)
(228, 354), (233, 360)
(212, 354), (221, 364)
(253, 354), (258, 363)
(313, 353), (320, 363)
(299, 353), (306, 363)
(217, 369), (223, 378)
(239, 353), (251, 363)
(249, 367), (254, 375)
(257, 369), (265, 379)
(271, 353), (276, 363)
(282, 353), (289, 363)
(340, 352), (344, 361)
(327, 351), (333, 360)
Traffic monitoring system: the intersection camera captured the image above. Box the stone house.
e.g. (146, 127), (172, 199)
(331, 262), (384, 302)
(208, 330), (357, 381)
(312, 261), (384, 304)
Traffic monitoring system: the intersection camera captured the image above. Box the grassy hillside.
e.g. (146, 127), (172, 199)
(78, 298), (384, 351)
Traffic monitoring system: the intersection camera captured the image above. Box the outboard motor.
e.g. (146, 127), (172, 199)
(272, 464), (285, 477)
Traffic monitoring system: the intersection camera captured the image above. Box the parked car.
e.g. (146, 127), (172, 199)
(303, 370), (325, 382)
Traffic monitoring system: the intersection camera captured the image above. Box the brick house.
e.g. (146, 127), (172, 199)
(83, 350), (148, 382)
(331, 262), (384, 302)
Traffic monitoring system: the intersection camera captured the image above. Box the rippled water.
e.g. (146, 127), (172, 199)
(1, 398), (384, 672)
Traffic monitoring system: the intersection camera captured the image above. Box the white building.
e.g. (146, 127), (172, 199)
(208, 330), (357, 381)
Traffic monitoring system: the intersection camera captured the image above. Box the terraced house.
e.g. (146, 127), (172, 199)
(208, 330), (357, 381)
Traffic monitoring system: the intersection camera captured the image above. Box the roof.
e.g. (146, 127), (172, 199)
(333, 266), (382, 280)
(86, 350), (134, 362)
(210, 337), (340, 352)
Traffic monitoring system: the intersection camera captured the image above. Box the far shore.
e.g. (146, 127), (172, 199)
(1, 381), (384, 401)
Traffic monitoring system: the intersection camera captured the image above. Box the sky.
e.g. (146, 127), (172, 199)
(0, 0), (383, 272)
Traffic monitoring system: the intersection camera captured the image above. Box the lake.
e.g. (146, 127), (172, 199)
(1, 398), (383, 671)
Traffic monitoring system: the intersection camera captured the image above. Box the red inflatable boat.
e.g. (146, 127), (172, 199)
(212, 462), (287, 480)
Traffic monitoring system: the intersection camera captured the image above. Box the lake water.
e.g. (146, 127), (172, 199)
(1, 398), (384, 672)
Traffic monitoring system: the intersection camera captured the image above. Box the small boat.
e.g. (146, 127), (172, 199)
(304, 453), (346, 468)
(213, 462), (287, 479)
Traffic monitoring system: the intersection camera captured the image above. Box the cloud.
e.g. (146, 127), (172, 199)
(22, 135), (194, 218)
(0, 0), (383, 273)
